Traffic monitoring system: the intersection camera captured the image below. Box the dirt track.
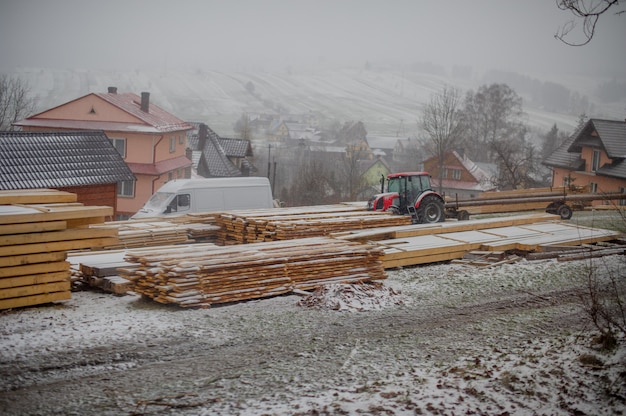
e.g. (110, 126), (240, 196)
(1, 258), (624, 415)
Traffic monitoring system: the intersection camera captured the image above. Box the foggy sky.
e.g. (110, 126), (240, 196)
(1, 0), (624, 78)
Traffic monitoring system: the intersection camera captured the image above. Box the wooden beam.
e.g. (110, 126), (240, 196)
(0, 281), (70, 300)
(0, 227), (117, 246)
(0, 189), (77, 205)
(0, 290), (71, 309)
(0, 237), (120, 257)
(0, 205), (113, 225)
(0, 271), (70, 289)
(0, 251), (67, 267)
(0, 220), (67, 235)
(0, 261), (69, 279)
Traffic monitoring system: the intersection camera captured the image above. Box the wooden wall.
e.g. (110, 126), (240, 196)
(58, 184), (117, 220)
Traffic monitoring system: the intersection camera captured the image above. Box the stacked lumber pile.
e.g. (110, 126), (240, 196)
(90, 220), (195, 249)
(121, 237), (386, 308)
(69, 250), (138, 294)
(0, 189), (116, 309)
(215, 205), (412, 245)
(334, 213), (622, 268)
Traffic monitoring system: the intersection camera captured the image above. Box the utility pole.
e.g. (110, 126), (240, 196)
(267, 144), (272, 179)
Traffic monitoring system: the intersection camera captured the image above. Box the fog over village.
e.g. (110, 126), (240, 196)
(2, 1), (626, 204)
(1, 1), (626, 415)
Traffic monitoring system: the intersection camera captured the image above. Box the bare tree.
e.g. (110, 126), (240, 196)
(419, 85), (465, 194)
(288, 158), (337, 206)
(491, 128), (542, 189)
(233, 113), (254, 141)
(0, 74), (35, 131)
(556, 0), (625, 46)
(462, 83), (527, 163)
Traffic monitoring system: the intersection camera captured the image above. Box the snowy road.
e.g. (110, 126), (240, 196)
(1, 256), (625, 415)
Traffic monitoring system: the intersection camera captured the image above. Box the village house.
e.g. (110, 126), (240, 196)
(13, 87), (193, 218)
(0, 131), (134, 219)
(359, 156), (391, 198)
(392, 137), (422, 171)
(543, 118), (626, 205)
(424, 150), (496, 199)
(186, 123), (256, 177)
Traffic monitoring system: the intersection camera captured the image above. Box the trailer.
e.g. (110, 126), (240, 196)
(445, 191), (626, 220)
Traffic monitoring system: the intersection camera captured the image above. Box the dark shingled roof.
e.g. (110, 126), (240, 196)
(542, 134), (585, 171)
(197, 125), (243, 177)
(543, 119), (626, 178)
(0, 130), (135, 190)
(219, 137), (253, 158)
(187, 123), (256, 177)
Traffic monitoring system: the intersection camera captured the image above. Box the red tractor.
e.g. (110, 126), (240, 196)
(367, 172), (446, 224)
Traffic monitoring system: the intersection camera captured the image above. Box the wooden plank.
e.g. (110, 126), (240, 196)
(0, 227), (117, 246)
(375, 218), (622, 268)
(0, 281), (70, 300)
(0, 205), (113, 225)
(0, 189), (77, 205)
(334, 213), (559, 242)
(0, 220), (67, 236)
(0, 237), (120, 257)
(0, 271), (70, 289)
(0, 290), (71, 310)
(0, 251), (67, 267)
(0, 261), (69, 278)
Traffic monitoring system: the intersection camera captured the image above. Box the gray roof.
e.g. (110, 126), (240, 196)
(542, 119), (626, 175)
(0, 130), (135, 190)
(219, 137), (253, 158)
(187, 123), (256, 177)
(542, 134), (584, 170)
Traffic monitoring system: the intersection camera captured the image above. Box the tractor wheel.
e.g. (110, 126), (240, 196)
(556, 204), (573, 220)
(417, 196), (445, 223)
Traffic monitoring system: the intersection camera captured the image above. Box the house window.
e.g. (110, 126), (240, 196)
(620, 187), (626, 206)
(441, 168), (448, 179)
(110, 138), (126, 158)
(170, 136), (176, 153)
(117, 180), (135, 197)
(452, 169), (462, 180)
(179, 134), (184, 145)
(168, 171), (174, 181)
(591, 150), (601, 172)
(589, 182), (597, 193)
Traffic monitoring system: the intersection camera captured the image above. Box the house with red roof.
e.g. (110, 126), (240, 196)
(424, 150), (497, 199)
(14, 87), (193, 218)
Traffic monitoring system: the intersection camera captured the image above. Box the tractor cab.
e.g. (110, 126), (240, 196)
(367, 172), (445, 224)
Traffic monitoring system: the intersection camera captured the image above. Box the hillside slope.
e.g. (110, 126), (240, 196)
(11, 66), (622, 137)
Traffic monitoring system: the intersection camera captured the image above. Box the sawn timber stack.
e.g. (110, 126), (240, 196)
(215, 204), (412, 245)
(0, 189), (116, 309)
(121, 237), (386, 308)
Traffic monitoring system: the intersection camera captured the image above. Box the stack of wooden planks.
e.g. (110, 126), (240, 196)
(89, 220), (195, 249)
(0, 189), (116, 309)
(120, 237), (386, 307)
(335, 213), (622, 268)
(215, 204), (412, 245)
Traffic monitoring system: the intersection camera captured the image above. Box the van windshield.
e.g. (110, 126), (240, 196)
(143, 192), (175, 211)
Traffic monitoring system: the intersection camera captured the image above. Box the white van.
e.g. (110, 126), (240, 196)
(132, 177), (274, 219)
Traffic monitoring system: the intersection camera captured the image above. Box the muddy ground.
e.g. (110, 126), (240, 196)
(1, 255), (625, 415)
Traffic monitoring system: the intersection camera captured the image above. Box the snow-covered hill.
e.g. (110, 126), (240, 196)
(10, 66), (623, 138)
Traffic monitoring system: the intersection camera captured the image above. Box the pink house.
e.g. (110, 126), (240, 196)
(14, 87), (193, 218)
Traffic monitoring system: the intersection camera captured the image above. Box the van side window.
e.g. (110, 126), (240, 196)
(177, 194), (191, 211)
